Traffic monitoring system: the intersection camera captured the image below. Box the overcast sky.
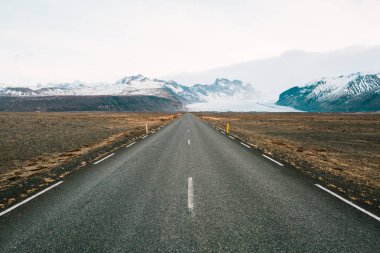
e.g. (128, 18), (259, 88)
(1, 0), (380, 85)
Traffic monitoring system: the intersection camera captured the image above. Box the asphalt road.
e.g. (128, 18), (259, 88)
(0, 113), (379, 252)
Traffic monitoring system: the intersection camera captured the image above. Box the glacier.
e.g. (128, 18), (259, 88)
(187, 99), (301, 112)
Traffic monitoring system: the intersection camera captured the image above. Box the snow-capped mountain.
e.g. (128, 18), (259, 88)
(0, 75), (256, 105)
(191, 78), (255, 101)
(0, 76), (171, 98)
(276, 72), (380, 112)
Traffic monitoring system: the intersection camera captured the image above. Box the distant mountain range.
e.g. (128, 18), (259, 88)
(276, 72), (380, 112)
(165, 46), (380, 100)
(0, 75), (255, 111)
(2, 72), (379, 112)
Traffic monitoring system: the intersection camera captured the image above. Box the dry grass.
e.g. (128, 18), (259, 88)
(0, 112), (178, 194)
(197, 112), (380, 209)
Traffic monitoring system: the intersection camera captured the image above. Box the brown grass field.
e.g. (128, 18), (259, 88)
(0, 112), (179, 208)
(196, 112), (380, 212)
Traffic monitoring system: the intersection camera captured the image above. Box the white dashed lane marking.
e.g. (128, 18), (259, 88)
(315, 184), (380, 222)
(94, 153), (115, 165)
(126, 142), (136, 148)
(240, 142), (251, 149)
(262, 154), (284, 166)
(0, 181), (64, 217)
(188, 177), (194, 215)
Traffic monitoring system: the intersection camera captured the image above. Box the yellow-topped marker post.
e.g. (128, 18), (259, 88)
(226, 122), (230, 134)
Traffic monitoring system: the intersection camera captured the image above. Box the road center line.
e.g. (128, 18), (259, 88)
(94, 153), (115, 164)
(229, 136), (235, 139)
(188, 139), (191, 145)
(188, 177), (194, 214)
(315, 184), (380, 222)
(126, 142), (136, 148)
(262, 154), (284, 166)
(240, 142), (251, 149)
(0, 181), (63, 217)
(188, 129), (190, 133)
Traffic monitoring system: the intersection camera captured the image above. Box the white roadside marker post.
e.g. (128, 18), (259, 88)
(145, 123), (148, 134)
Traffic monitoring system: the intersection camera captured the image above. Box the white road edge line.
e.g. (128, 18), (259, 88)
(188, 177), (194, 214)
(262, 154), (284, 166)
(142, 135), (148, 139)
(240, 142), (251, 149)
(126, 142), (136, 148)
(315, 184), (380, 222)
(221, 131), (226, 134)
(229, 136), (235, 139)
(94, 153), (115, 164)
(0, 181), (63, 217)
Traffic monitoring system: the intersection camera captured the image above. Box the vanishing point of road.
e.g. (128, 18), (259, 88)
(0, 113), (379, 252)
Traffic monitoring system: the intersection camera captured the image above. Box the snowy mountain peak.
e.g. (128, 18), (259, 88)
(191, 78), (255, 102)
(116, 74), (148, 84)
(213, 78), (243, 87)
(215, 78), (239, 83)
(215, 78), (229, 84)
(0, 76), (257, 105)
(115, 75), (168, 90)
(277, 72), (380, 112)
(303, 72), (380, 101)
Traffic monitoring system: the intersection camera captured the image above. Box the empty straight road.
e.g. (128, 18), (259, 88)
(0, 113), (379, 252)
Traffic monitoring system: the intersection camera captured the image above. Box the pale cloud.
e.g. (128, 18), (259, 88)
(0, 0), (379, 85)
